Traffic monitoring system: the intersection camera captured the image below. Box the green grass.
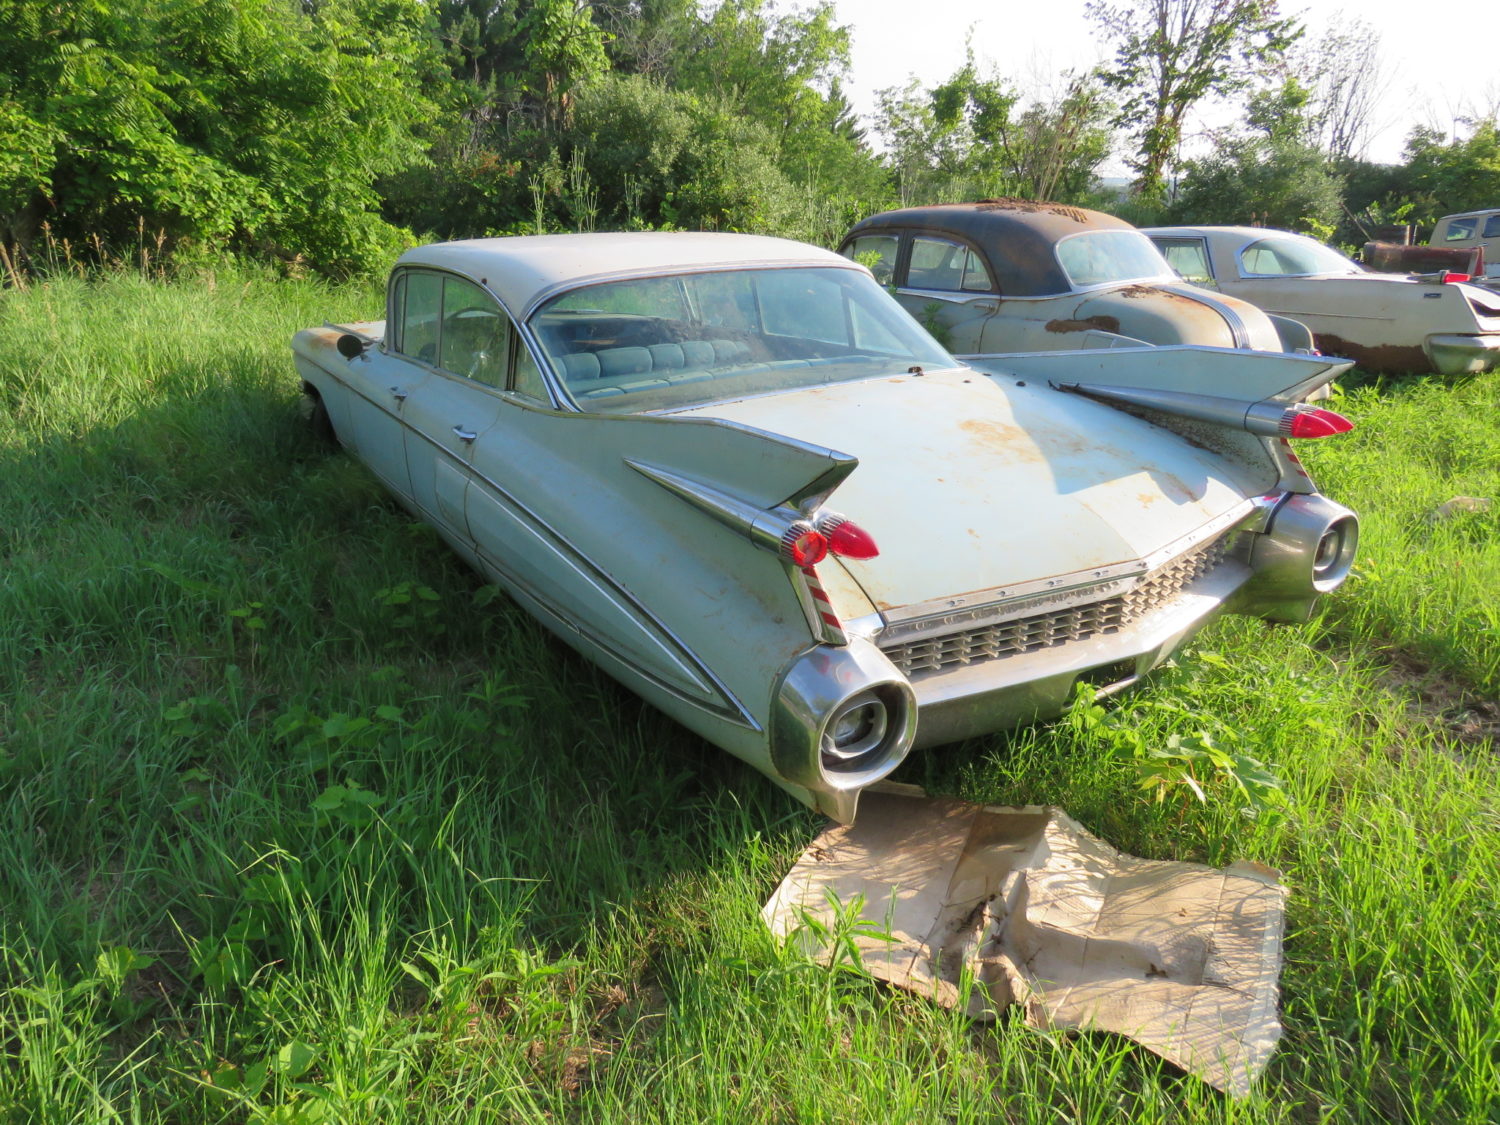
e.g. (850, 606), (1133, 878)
(1, 268), (1497, 1123)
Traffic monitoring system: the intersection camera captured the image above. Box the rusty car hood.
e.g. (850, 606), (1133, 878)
(676, 367), (1253, 613)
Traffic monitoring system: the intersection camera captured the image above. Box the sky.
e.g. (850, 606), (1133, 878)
(831, 0), (1498, 169)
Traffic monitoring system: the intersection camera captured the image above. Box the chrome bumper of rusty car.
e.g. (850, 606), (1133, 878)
(1426, 334), (1500, 375)
(767, 492), (1357, 815)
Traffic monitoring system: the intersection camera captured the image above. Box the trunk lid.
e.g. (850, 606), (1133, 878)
(674, 368), (1252, 614)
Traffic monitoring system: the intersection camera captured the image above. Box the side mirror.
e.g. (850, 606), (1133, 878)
(336, 333), (367, 360)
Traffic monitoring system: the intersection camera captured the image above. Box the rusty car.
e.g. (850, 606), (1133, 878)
(1146, 225), (1500, 375)
(837, 201), (1318, 357)
(293, 232), (1359, 821)
(1362, 209), (1500, 284)
(1425, 209), (1500, 280)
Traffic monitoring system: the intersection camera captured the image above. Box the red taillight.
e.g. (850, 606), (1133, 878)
(1442, 272), (1471, 283)
(817, 515), (880, 559)
(780, 523), (829, 566)
(1283, 407), (1355, 438)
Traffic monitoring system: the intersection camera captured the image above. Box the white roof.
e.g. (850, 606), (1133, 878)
(397, 232), (857, 318)
(1144, 225), (1317, 245)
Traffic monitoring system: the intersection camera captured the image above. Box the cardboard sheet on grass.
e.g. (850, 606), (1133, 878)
(763, 785), (1287, 1097)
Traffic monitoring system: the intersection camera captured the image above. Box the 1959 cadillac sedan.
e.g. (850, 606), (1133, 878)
(293, 233), (1359, 821)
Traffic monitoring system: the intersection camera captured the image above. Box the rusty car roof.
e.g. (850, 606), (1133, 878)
(843, 201), (1138, 297)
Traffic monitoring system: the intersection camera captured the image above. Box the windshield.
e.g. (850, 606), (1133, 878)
(1238, 236), (1362, 277)
(1055, 230), (1173, 289)
(530, 266), (956, 413)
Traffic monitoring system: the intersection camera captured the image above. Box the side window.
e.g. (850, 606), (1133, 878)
(904, 236), (993, 292)
(841, 235), (899, 285)
(511, 341), (551, 402)
(1240, 244), (1288, 275)
(439, 277), (509, 387)
(690, 271), (760, 332)
(907, 236), (967, 290)
(1156, 238), (1214, 283)
(1443, 217), (1478, 241)
(398, 271), (442, 364)
(1483, 215), (1500, 239)
(959, 247), (995, 292)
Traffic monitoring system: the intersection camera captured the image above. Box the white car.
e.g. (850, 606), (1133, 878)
(293, 233), (1359, 820)
(1148, 225), (1500, 375)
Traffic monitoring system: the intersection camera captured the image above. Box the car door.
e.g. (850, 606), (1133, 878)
(396, 272), (508, 539)
(336, 270), (435, 497)
(462, 342), (737, 700)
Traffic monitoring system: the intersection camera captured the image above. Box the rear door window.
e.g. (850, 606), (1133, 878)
(907, 236), (994, 292)
(439, 277), (510, 387)
(1155, 238), (1214, 283)
(1484, 215), (1500, 239)
(841, 235), (900, 285)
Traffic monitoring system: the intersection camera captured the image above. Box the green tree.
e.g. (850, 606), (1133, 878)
(1401, 120), (1500, 223)
(1089, 0), (1300, 200)
(0, 0), (442, 273)
(1170, 135), (1343, 233)
(875, 60), (1110, 205)
(517, 0), (610, 131)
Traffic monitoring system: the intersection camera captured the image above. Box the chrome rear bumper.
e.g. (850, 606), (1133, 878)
(1427, 334), (1500, 375)
(906, 560), (1246, 747)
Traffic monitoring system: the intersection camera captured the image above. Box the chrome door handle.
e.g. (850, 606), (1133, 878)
(390, 387), (409, 402)
(452, 426), (477, 443)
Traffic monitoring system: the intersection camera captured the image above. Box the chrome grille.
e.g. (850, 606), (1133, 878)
(881, 536), (1231, 678)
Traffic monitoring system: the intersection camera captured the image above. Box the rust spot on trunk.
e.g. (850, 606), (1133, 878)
(1314, 333), (1432, 374)
(1045, 315), (1121, 335)
(958, 417), (1042, 462)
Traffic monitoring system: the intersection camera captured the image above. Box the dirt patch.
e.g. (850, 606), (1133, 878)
(1376, 648), (1499, 748)
(1313, 333), (1431, 375)
(1045, 315), (1121, 334)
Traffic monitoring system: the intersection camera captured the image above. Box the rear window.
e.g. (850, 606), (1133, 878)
(530, 266), (955, 414)
(1238, 237), (1361, 277)
(1484, 215), (1500, 239)
(1055, 230), (1173, 289)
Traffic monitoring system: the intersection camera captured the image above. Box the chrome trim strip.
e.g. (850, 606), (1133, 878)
(626, 459), (786, 551)
(877, 499), (1256, 640)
